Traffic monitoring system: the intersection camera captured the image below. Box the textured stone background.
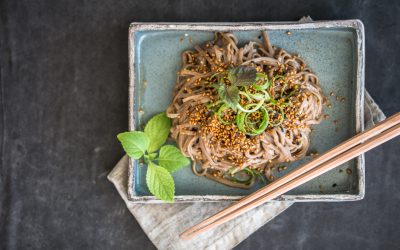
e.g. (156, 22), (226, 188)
(0, 0), (399, 249)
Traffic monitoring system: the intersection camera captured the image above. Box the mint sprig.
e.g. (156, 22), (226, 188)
(146, 161), (175, 203)
(117, 131), (149, 159)
(117, 112), (190, 202)
(158, 145), (190, 173)
(144, 112), (172, 153)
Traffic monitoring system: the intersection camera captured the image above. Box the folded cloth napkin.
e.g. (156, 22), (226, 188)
(107, 91), (385, 250)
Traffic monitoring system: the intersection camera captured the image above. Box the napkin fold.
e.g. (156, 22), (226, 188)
(107, 90), (385, 250)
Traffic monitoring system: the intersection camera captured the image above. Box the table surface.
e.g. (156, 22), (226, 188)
(0, 0), (399, 249)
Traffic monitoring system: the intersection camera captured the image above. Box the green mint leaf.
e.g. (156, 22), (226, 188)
(227, 66), (257, 86)
(218, 84), (239, 109)
(144, 152), (158, 163)
(117, 132), (149, 159)
(144, 112), (172, 153)
(147, 152), (158, 160)
(158, 145), (190, 173)
(146, 161), (175, 202)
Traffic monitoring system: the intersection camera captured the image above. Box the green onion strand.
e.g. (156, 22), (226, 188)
(236, 104), (269, 136)
(216, 104), (233, 125)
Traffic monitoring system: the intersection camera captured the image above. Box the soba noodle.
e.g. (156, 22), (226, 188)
(166, 31), (324, 188)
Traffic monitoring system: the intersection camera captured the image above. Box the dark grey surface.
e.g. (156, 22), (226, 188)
(0, 0), (399, 249)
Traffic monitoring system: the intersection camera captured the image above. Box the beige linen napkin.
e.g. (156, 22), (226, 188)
(107, 91), (385, 250)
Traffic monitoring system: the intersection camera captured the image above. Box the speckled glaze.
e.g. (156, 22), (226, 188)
(127, 20), (365, 203)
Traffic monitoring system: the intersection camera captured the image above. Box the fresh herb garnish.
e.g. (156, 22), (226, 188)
(217, 66), (257, 109)
(117, 131), (149, 159)
(146, 161), (175, 202)
(212, 67), (293, 136)
(158, 145), (191, 173)
(227, 66), (257, 86)
(217, 84), (240, 110)
(117, 112), (190, 202)
(144, 112), (172, 153)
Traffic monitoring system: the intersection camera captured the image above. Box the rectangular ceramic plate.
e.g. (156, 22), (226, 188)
(127, 20), (365, 203)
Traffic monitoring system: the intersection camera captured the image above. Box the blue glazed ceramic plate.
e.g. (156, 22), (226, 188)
(127, 20), (365, 203)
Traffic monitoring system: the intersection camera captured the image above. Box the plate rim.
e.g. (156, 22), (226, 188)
(127, 19), (365, 203)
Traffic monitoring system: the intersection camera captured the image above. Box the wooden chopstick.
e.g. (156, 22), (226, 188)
(181, 123), (400, 240)
(180, 112), (400, 240)
(181, 113), (400, 239)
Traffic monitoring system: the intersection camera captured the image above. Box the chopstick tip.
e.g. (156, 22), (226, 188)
(179, 232), (191, 241)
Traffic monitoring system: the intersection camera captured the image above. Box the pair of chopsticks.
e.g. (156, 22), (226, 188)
(180, 112), (400, 240)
